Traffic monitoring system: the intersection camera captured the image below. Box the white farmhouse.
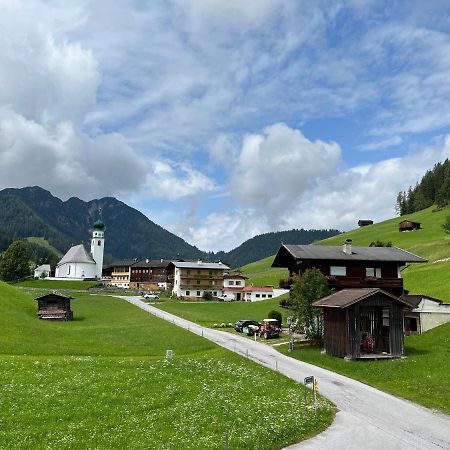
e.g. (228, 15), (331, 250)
(54, 220), (105, 280)
(34, 264), (51, 279)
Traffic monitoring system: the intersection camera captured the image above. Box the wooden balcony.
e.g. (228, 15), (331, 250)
(279, 276), (403, 292)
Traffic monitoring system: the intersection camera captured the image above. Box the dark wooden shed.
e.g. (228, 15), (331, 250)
(35, 292), (73, 320)
(399, 220), (421, 232)
(313, 288), (411, 359)
(358, 219), (373, 227)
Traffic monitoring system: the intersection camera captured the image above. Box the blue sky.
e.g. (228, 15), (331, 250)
(1, 1), (450, 251)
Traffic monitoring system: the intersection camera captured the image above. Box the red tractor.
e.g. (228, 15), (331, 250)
(259, 318), (280, 339)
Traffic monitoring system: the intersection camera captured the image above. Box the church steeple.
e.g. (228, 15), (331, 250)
(90, 220), (105, 278)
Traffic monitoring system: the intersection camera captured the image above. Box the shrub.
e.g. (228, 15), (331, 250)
(202, 291), (213, 301)
(268, 310), (282, 327)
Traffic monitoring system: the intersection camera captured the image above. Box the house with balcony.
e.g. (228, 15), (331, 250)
(104, 259), (136, 288)
(129, 259), (171, 291)
(168, 260), (230, 299)
(272, 239), (427, 296)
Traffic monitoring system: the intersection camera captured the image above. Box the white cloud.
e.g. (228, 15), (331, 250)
(230, 123), (341, 213)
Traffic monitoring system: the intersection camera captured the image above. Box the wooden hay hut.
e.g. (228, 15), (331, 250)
(35, 292), (73, 321)
(358, 219), (373, 227)
(399, 220), (421, 232)
(313, 288), (411, 360)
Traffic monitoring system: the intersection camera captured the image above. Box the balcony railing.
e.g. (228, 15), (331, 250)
(279, 276), (403, 290)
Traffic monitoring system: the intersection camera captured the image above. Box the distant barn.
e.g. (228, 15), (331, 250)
(358, 219), (373, 227)
(399, 220), (421, 232)
(35, 292), (73, 320)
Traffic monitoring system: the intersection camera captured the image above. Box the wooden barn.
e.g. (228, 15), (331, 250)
(399, 220), (421, 232)
(35, 292), (73, 320)
(313, 288), (411, 359)
(358, 219), (373, 227)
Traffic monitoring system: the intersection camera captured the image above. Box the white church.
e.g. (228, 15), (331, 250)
(54, 220), (105, 279)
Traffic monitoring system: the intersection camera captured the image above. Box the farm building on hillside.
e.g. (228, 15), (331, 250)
(358, 219), (373, 227)
(399, 220), (421, 232)
(240, 285), (289, 302)
(35, 292), (73, 320)
(313, 288), (411, 359)
(272, 240), (427, 296)
(401, 294), (450, 333)
(129, 259), (171, 291)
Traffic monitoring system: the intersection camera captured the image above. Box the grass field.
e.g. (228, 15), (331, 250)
(15, 279), (98, 290)
(155, 297), (289, 328)
(240, 255), (288, 286)
(0, 282), (334, 449)
(279, 323), (450, 414)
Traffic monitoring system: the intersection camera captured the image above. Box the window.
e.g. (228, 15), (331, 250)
(196, 291), (201, 296)
(98, 240), (101, 246)
(213, 291), (217, 296)
(197, 280), (200, 285)
(186, 290), (190, 296)
(366, 268), (382, 278)
(268, 294), (272, 298)
(262, 294), (266, 298)
(211, 280), (216, 286)
(256, 294), (260, 298)
(235, 280), (241, 286)
(330, 266), (346, 276)
(229, 280), (234, 285)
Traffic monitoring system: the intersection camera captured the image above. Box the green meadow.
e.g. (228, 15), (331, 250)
(155, 297), (288, 328)
(15, 279), (98, 291)
(0, 282), (333, 449)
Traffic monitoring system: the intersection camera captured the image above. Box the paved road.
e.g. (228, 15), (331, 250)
(119, 296), (450, 449)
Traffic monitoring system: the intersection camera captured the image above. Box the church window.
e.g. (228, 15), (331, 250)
(98, 240), (101, 246)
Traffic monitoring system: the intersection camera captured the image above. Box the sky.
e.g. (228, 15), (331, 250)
(1, 1), (450, 252)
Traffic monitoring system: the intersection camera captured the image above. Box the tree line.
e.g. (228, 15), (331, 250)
(396, 159), (450, 215)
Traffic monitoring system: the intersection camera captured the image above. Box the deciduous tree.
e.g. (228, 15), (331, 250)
(0, 240), (31, 282)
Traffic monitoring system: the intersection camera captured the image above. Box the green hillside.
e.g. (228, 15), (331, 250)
(241, 206), (450, 301)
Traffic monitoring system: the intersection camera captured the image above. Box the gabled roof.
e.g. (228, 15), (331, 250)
(57, 244), (95, 266)
(242, 286), (273, 292)
(131, 259), (171, 268)
(312, 288), (411, 309)
(400, 294), (443, 308)
(35, 264), (51, 272)
(169, 261), (230, 270)
(35, 292), (73, 301)
(272, 244), (427, 267)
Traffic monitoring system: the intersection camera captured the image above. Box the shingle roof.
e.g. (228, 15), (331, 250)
(242, 286), (273, 292)
(132, 259), (171, 268)
(274, 244), (427, 265)
(312, 288), (411, 308)
(57, 244), (95, 266)
(170, 261), (230, 270)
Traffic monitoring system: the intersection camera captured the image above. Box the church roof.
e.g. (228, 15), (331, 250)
(93, 220), (105, 231)
(57, 244), (96, 266)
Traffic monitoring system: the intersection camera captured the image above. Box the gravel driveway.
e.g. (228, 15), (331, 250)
(119, 296), (450, 450)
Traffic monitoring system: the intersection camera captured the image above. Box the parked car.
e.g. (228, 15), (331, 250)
(217, 294), (234, 302)
(235, 320), (260, 332)
(143, 293), (159, 300)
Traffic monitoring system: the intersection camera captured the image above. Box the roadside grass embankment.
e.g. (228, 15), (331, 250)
(278, 323), (450, 415)
(0, 282), (334, 449)
(155, 297), (289, 328)
(15, 279), (98, 291)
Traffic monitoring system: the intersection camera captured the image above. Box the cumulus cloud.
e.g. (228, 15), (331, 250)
(230, 123), (341, 213)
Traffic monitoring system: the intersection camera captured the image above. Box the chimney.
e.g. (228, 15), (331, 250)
(146, 259), (149, 263)
(161, 258), (163, 263)
(197, 259), (201, 265)
(343, 239), (352, 255)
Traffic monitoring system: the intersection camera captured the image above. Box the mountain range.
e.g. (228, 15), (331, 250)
(0, 186), (340, 268)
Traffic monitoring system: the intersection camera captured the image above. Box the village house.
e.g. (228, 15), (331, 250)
(272, 239), (427, 296)
(129, 259), (171, 291)
(401, 294), (450, 333)
(34, 264), (51, 279)
(103, 259), (135, 288)
(168, 260), (230, 299)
